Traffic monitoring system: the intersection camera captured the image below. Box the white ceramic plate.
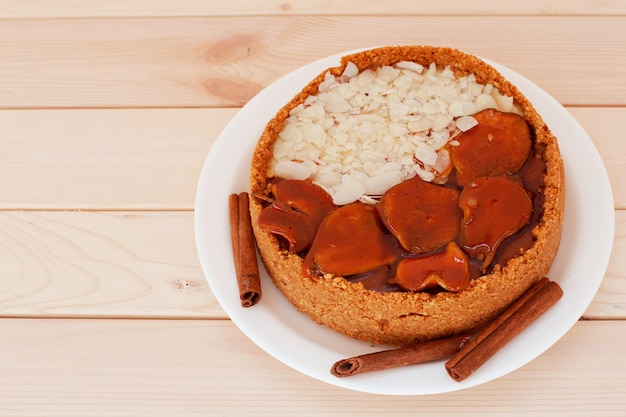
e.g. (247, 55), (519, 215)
(194, 49), (614, 395)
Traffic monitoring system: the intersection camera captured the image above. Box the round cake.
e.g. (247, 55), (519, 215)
(249, 45), (565, 347)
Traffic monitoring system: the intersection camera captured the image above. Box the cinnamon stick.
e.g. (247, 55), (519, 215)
(228, 192), (262, 307)
(445, 278), (563, 382)
(229, 193), (240, 275)
(331, 334), (469, 377)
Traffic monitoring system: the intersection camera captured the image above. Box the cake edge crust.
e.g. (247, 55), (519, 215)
(248, 45), (565, 347)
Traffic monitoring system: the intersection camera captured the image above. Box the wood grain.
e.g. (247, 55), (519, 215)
(0, 16), (625, 108)
(1, 0), (625, 18)
(0, 108), (234, 210)
(0, 3), (624, 416)
(0, 318), (623, 416)
(0, 211), (222, 318)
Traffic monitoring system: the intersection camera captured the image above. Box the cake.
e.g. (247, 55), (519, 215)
(248, 46), (565, 347)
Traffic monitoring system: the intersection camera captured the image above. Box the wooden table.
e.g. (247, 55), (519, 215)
(1, 1), (625, 415)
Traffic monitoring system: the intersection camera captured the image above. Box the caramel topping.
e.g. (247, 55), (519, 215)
(377, 176), (460, 254)
(304, 202), (400, 277)
(257, 179), (336, 253)
(392, 242), (470, 292)
(256, 108), (546, 294)
(450, 109), (532, 186)
(459, 176), (533, 270)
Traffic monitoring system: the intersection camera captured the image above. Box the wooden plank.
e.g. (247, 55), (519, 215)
(0, 16), (625, 108)
(0, 209), (622, 319)
(0, 211), (223, 318)
(0, 108), (236, 210)
(0, 318), (623, 416)
(0, 107), (623, 210)
(0, 0), (624, 18)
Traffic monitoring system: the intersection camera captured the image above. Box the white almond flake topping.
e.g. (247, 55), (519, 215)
(269, 61), (521, 205)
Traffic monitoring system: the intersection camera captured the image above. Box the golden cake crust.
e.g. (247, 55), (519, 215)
(249, 46), (565, 347)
